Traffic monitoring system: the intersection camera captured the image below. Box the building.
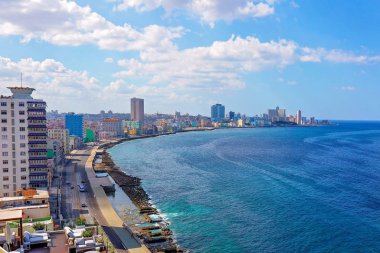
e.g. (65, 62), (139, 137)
(65, 113), (84, 141)
(101, 118), (123, 137)
(211, 103), (225, 122)
(124, 121), (143, 136)
(268, 106), (286, 121)
(296, 110), (302, 125)
(0, 87), (48, 197)
(48, 128), (70, 154)
(131, 98), (144, 123)
(229, 111), (235, 121)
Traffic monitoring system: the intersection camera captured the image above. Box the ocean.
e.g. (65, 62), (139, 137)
(108, 121), (380, 252)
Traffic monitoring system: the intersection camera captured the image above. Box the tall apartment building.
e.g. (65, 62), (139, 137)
(131, 98), (144, 123)
(48, 128), (70, 154)
(211, 103), (225, 122)
(0, 87), (48, 197)
(65, 113), (84, 141)
(296, 110), (302, 125)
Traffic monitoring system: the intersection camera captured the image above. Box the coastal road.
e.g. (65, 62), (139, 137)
(66, 146), (147, 253)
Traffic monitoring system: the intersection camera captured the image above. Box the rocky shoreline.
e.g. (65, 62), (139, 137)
(97, 140), (186, 252)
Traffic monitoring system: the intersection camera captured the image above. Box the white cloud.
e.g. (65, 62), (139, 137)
(300, 48), (380, 63)
(114, 36), (298, 90)
(104, 58), (114, 63)
(339, 86), (356, 91)
(0, 0), (184, 51)
(113, 0), (275, 26)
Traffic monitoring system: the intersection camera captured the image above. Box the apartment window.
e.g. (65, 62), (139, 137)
(20, 127), (25, 131)
(20, 135), (26, 140)
(1, 110), (6, 115)
(20, 143), (26, 148)
(21, 184), (27, 189)
(3, 160), (8, 164)
(20, 119), (25, 123)
(1, 127), (7, 131)
(2, 144), (7, 148)
(19, 102), (25, 107)
(2, 152), (8, 156)
(21, 160), (26, 164)
(19, 111), (25, 115)
(1, 119), (6, 123)
(3, 193), (9, 197)
(3, 185), (9, 189)
(2, 135), (7, 140)
(21, 176), (27, 180)
(0, 102), (6, 106)
(21, 168), (26, 172)
(20, 151), (26, 156)
(2, 168), (9, 173)
(3, 176), (9, 181)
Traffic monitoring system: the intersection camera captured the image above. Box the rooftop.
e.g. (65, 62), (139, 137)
(0, 210), (22, 221)
(0, 190), (49, 203)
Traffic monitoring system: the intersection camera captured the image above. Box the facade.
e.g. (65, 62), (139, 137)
(48, 128), (70, 154)
(0, 87), (48, 198)
(296, 110), (302, 125)
(65, 113), (84, 141)
(101, 118), (123, 137)
(268, 106), (286, 121)
(211, 103), (225, 122)
(131, 97), (144, 123)
(124, 121), (143, 136)
(229, 111), (235, 121)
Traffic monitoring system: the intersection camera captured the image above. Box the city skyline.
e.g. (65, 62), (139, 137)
(0, 1), (379, 120)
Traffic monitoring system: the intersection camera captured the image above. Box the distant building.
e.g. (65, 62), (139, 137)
(131, 98), (144, 123)
(211, 103), (225, 122)
(101, 118), (123, 137)
(229, 111), (235, 121)
(48, 129), (70, 154)
(84, 129), (95, 142)
(0, 87), (49, 198)
(296, 110), (302, 125)
(124, 121), (143, 136)
(268, 106), (286, 121)
(175, 111), (181, 119)
(65, 113), (84, 141)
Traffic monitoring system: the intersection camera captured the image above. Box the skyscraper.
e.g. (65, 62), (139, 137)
(65, 113), (84, 140)
(229, 111), (235, 121)
(211, 103), (225, 122)
(131, 98), (144, 123)
(0, 87), (48, 197)
(296, 110), (302, 125)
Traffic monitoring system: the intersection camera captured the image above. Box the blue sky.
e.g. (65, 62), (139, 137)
(0, 0), (379, 120)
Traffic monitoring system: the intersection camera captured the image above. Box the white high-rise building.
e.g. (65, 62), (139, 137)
(296, 110), (302, 125)
(0, 87), (47, 198)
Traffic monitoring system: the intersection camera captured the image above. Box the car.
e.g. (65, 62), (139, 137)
(70, 186), (74, 189)
(81, 203), (87, 208)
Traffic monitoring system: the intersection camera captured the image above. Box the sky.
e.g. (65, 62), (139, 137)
(0, 0), (379, 120)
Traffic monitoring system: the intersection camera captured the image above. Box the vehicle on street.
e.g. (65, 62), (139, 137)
(81, 203), (87, 207)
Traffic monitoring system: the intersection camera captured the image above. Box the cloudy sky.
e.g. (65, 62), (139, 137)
(0, 0), (379, 119)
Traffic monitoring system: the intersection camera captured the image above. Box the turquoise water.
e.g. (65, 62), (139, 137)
(109, 122), (380, 252)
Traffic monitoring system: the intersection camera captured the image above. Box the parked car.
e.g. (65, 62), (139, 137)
(81, 203), (87, 208)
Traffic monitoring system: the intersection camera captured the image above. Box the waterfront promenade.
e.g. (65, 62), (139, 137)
(83, 146), (151, 253)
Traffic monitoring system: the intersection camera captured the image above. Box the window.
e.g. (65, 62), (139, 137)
(3, 185), (9, 189)
(19, 119), (25, 123)
(3, 176), (9, 181)
(3, 193), (9, 197)
(19, 102), (25, 107)
(20, 151), (26, 156)
(21, 176), (27, 180)
(2, 160), (8, 165)
(20, 135), (26, 140)
(19, 127), (25, 131)
(2, 168), (8, 173)
(0, 102), (6, 106)
(1, 127), (7, 131)
(2, 152), (8, 156)
(2, 144), (7, 148)
(21, 168), (26, 172)
(2, 135), (7, 140)
(21, 160), (26, 164)
(20, 143), (26, 148)
(1, 110), (6, 115)
(19, 111), (25, 115)
(1, 119), (6, 123)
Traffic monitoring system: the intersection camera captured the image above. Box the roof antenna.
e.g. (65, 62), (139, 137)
(20, 72), (23, 87)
